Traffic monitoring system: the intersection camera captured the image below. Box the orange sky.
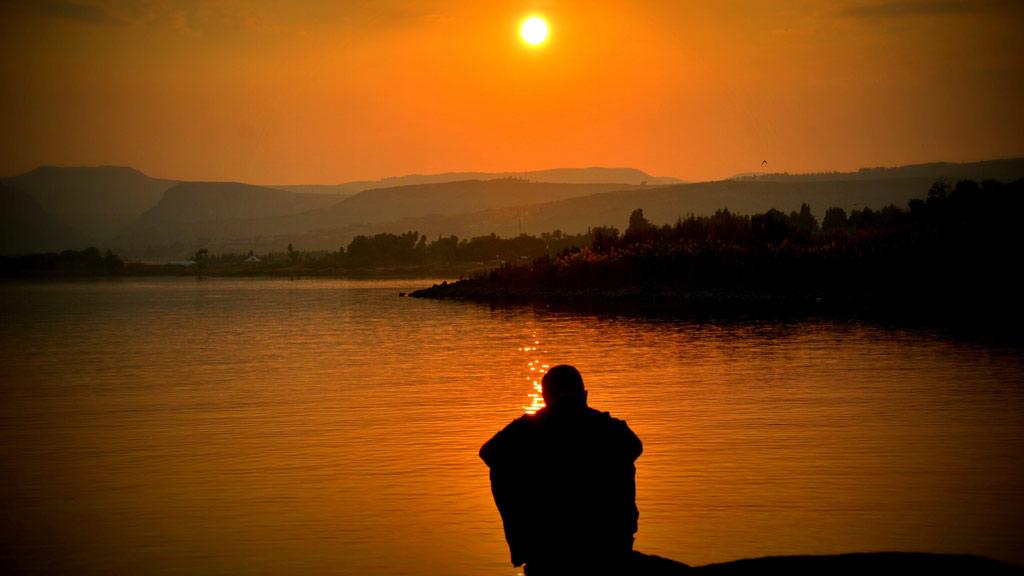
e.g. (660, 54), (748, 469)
(2, 0), (1022, 183)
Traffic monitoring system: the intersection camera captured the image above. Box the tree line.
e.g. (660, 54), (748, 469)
(0, 231), (595, 276)
(0, 247), (124, 276)
(415, 179), (1024, 317)
(229, 229), (595, 273)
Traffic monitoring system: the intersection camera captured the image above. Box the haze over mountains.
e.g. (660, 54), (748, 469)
(130, 182), (342, 229)
(2, 159), (1022, 259)
(271, 167), (681, 196)
(110, 179), (640, 259)
(0, 166), (670, 256)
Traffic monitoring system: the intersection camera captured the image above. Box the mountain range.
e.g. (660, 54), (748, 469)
(270, 167), (682, 196)
(108, 179), (640, 258)
(2, 159), (1022, 259)
(2, 166), (177, 244)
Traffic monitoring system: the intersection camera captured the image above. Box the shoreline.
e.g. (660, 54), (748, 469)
(408, 281), (1024, 337)
(0, 268), (466, 281)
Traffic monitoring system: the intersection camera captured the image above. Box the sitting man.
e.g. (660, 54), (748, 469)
(480, 365), (643, 575)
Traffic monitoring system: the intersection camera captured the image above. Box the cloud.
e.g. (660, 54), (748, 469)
(841, 0), (1015, 19)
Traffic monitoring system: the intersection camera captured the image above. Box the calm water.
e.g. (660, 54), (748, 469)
(1, 278), (1022, 574)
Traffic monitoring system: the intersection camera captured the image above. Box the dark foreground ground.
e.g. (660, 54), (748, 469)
(632, 551), (1021, 575)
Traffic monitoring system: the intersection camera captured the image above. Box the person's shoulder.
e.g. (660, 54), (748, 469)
(587, 407), (630, 428)
(502, 412), (537, 432)
(587, 408), (642, 454)
(480, 413), (536, 465)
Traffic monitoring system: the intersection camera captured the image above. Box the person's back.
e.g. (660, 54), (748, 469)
(480, 365), (642, 575)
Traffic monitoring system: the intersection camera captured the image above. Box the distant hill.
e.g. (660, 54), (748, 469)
(268, 184), (357, 196)
(108, 177), (950, 257)
(310, 178), (637, 226)
(0, 165), (670, 253)
(1, 166), (177, 242)
(110, 179), (636, 258)
(109, 182), (345, 256)
(10, 159), (1023, 259)
(130, 181), (341, 226)
(0, 184), (89, 255)
(271, 167), (679, 196)
(244, 168), (1024, 255)
(735, 158), (1024, 183)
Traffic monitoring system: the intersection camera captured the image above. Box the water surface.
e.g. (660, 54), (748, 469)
(1, 278), (1022, 574)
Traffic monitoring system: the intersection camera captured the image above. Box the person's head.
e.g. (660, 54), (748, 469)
(541, 364), (587, 410)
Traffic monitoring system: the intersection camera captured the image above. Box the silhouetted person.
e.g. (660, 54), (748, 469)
(480, 365), (642, 575)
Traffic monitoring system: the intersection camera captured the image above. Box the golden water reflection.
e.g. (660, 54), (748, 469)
(2, 279), (1023, 575)
(520, 332), (548, 414)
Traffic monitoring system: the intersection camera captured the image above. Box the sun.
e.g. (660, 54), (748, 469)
(520, 16), (549, 46)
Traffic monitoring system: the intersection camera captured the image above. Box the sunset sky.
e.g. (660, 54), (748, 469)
(2, 0), (1022, 183)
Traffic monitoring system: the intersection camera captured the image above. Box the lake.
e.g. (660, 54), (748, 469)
(1, 278), (1022, 574)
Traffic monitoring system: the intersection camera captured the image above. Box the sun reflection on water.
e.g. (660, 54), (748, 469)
(519, 332), (549, 414)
